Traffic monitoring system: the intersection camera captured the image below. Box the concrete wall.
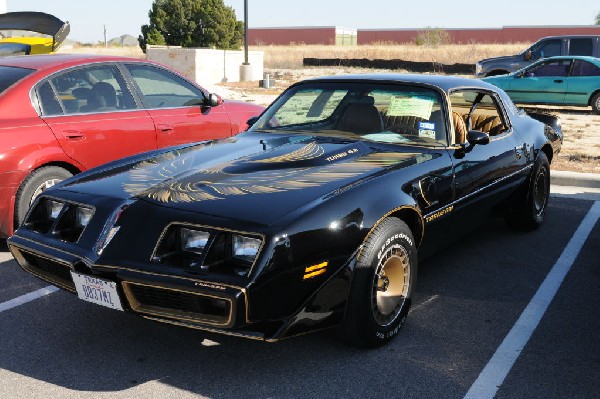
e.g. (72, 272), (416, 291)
(146, 46), (264, 84)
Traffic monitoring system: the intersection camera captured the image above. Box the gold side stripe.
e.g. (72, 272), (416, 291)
(303, 268), (327, 280)
(304, 261), (328, 273)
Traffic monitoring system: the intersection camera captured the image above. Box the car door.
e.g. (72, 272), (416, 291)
(123, 63), (233, 148)
(446, 90), (529, 236)
(564, 59), (600, 106)
(507, 59), (572, 104)
(38, 63), (157, 170)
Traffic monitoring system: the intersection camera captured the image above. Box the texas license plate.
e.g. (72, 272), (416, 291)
(71, 271), (124, 311)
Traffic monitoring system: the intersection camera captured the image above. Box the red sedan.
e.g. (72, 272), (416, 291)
(0, 54), (264, 237)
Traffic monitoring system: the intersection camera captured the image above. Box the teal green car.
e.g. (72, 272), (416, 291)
(483, 56), (600, 114)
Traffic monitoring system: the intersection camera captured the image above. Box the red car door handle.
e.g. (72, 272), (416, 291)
(554, 79), (563, 83)
(157, 124), (175, 133)
(61, 130), (84, 139)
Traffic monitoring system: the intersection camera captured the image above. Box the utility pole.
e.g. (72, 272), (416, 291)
(103, 24), (107, 47)
(239, 0), (252, 82)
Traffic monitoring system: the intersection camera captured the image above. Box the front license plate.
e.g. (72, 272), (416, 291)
(70, 271), (124, 311)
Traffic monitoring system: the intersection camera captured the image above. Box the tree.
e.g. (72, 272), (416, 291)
(596, 11), (600, 25)
(138, 0), (243, 52)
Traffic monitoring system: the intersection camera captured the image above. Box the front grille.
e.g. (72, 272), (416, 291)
(122, 282), (232, 327)
(17, 249), (75, 292)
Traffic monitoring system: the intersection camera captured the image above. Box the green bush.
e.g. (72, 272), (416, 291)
(414, 28), (451, 47)
(138, 0), (243, 52)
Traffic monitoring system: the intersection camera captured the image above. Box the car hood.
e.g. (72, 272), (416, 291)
(478, 55), (519, 66)
(482, 74), (513, 89)
(58, 133), (433, 225)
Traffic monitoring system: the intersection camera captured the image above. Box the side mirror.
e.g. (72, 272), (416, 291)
(246, 116), (260, 127)
(467, 130), (490, 146)
(206, 93), (223, 107)
(524, 50), (532, 61)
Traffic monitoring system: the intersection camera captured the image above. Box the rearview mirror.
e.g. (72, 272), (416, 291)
(206, 93), (223, 107)
(246, 116), (260, 127)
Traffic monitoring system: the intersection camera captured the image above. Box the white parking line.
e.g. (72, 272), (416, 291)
(464, 201), (600, 399)
(0, 285), (59, 313)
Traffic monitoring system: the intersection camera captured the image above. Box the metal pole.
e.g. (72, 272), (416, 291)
(243, 0), (249, 65)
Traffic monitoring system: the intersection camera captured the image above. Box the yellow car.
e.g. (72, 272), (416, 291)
(0, 11), (69, 56)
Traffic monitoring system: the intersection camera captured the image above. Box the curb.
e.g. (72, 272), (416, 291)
(552, 171), (600, 188)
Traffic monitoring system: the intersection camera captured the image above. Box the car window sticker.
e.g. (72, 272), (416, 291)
(387, 96), (433, 119)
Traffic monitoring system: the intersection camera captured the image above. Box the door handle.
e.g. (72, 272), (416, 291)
(553, 79), (563, 83)
(61, 130), (84, 139)
(157, 123), (174, 133)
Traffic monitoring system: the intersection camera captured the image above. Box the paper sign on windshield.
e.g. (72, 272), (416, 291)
(387, 96), (433, 119)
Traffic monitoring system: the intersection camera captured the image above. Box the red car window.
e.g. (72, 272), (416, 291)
(42, 64), (137, 116)
(125, 64), (205, 109)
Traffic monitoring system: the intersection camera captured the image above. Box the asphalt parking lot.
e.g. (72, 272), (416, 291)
(0, 190), (598, 399)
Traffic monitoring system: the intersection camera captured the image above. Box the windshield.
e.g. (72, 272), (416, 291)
(0, 65), (34, 94)
(250, 81), (448, 147)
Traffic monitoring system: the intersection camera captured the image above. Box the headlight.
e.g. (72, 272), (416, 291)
(181, 228), (210, 253)
(75, 206), (94, 228)
(48, 200), (64, 219)
(24, 198), (65, 234)
(153, 225), (263, 277)
(232, 234), (261, 262)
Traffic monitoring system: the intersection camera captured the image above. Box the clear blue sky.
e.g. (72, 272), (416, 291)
(7, 0), (600, 44)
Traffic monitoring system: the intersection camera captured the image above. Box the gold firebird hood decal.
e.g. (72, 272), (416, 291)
(122, 142), (424, 204)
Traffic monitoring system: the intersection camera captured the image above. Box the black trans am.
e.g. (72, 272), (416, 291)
(8, 74), (562, 347)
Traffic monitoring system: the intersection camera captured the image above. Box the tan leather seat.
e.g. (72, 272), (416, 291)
(470, 114), (505, 136)
(452, 111), (468, 144)
(383, 114), (423, 130)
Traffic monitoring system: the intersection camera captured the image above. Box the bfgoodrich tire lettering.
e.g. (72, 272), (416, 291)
(14, 166), (73, 228)
(342, 217), (417, 348)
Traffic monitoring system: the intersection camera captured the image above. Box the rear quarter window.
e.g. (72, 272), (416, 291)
(0, 65), (34, 94)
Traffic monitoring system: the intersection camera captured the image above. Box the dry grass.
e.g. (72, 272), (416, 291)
(550, 113), (600, 173)
(254, 43), (527, 69)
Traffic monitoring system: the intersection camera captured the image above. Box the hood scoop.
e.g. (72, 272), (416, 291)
(223, 141), (370, 174)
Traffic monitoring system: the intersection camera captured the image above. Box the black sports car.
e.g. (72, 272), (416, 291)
(8, 74), (562, 347)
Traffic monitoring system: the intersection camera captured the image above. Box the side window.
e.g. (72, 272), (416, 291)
(568, 39), (593, 56)
(571, 60), (600, 77)
(449, 91), (508, 145)
(528, 60), (570, 77)
(530, 39), (561, 60)
(44, 64), (136, 115)
(125, 64), (205, 108)
(37, 81), (63, 116)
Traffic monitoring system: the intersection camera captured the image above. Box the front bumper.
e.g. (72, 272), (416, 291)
(7, 236), (277, 339)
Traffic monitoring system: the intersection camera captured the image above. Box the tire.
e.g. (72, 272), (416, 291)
(505, 152), (550, 231)
(591, 92), (600, 115)
(341, 217), (417, 348)
(14, 166), (73, 229)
